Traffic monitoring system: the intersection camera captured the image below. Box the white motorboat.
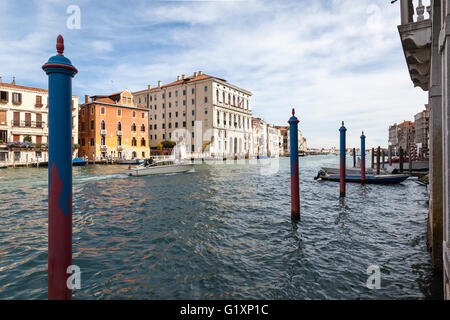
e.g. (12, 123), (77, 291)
(126, 160), (194, 177)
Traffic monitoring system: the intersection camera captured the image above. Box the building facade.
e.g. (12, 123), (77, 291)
(398, 120), (415, 152)
(0, 79), (78, 165)
(414, 104), (430, 158)
(266, 124), (281, 158)
(78, 90), (149, 161)
(388, 123), (399, 155)
(398, 0), (449, 298)
(252, 118), (267, 157)
(133, 72), (253, 158)
(275, 125), (307, 156)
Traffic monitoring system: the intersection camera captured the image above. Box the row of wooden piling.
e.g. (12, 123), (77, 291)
(361, 146), (413, 174)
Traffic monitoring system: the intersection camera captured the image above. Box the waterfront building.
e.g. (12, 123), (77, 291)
(78, 90), (149, 161)
(252, 118), (268, 157)
(133, 72), (253, 158)
(266, 124), (281, 158)
(275, 125), (307, 156)
(388, 123), (399, 155)
(414, 105), (430, 158)
(398, 120), (415, 152)
(388, 120), (415, 155)
(397, 0), (449, 298)
(0, 78), (78, 165)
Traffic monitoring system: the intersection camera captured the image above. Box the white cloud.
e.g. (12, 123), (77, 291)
(0, 0), (429, 148)
(89, 41), (114, 53)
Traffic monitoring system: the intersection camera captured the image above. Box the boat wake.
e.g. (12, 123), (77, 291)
(74, 174), (126, 184)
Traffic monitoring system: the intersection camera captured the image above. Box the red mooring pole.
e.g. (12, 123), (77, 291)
(43, 35), (78, 300)
(361, 131), (366, 183)
(339, 122), (347, 197)
(289, 108), (300, 221)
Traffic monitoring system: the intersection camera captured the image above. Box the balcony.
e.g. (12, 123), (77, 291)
(35, 103), (43, 108)
(100, 145), (107, 151)
(101, 129), (107, 135)
(11, 120), (45, 128)
(398, 0), (432, 91)
(117, 145), (123, 151)
(117, 130), (122, 136)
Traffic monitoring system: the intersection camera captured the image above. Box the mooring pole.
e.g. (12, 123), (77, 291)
(382, 149), (385, 169)
(376, 146), (381, 175)
(339, 121), (347, 197)
(409, 148), (413, 174)
(399, 146), (404, 173)
(42, 35), (77, 300)
(371, 147), (375, 169)
(361, 132), (366, 182)
(353, 147), (356, 168)
(389, 146), (392, 166)
(288, 108), (300, 221)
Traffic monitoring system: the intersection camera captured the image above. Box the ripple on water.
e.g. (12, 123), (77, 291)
(0, 158), (441, 299)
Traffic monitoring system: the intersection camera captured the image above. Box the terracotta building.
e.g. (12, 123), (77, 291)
(78, 90), (149, 161)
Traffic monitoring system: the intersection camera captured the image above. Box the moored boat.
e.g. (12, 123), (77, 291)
(72, 158), (87, 166)
(321, 166), (385, 175)
(126, 160), (194, 177)
(315, 170), (409, 184)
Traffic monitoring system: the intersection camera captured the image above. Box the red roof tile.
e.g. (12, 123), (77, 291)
(133, 73), (223, 94)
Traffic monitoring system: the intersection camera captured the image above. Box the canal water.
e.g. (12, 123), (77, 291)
(0, 156), (442, 299)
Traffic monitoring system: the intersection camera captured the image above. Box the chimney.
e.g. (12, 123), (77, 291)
(198, 71), (203, 75)
(181, 74), (186, 80)
(148, 84), (151, 90)
(85, 95), (89, 104)
(12, 76), (16, 85)
(194, 72), (198, 77)
(158, 81), (162, 88)
(177, 75), (180, 81)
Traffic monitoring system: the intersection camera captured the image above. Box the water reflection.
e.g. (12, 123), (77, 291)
(0, 157), (441, 299)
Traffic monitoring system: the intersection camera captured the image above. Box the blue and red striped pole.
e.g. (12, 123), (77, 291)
(289, 108), (300, 221)
(361, 131), (366, 183)
(42, 35), (78, 300)
(339, 121), (346, 197)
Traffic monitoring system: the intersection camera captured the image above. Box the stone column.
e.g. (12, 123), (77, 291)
(429, 0), (443, 271)
(439, 0), (450, 299)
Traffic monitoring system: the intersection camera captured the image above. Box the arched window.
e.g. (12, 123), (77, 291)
(141, 138), (146, 146)
(132, 137), (137, 146)
(117, 121), (122, 131)
(141, 124), (145, 132)
(216, 90), (219, 103)
(101, 120), (105, 130)
(228, 93), (231, 104)
(131, 123), (136, 132)
(117, 136), (122, 146)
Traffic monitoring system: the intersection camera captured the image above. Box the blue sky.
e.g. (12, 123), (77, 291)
(0, 0), (428, 148)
